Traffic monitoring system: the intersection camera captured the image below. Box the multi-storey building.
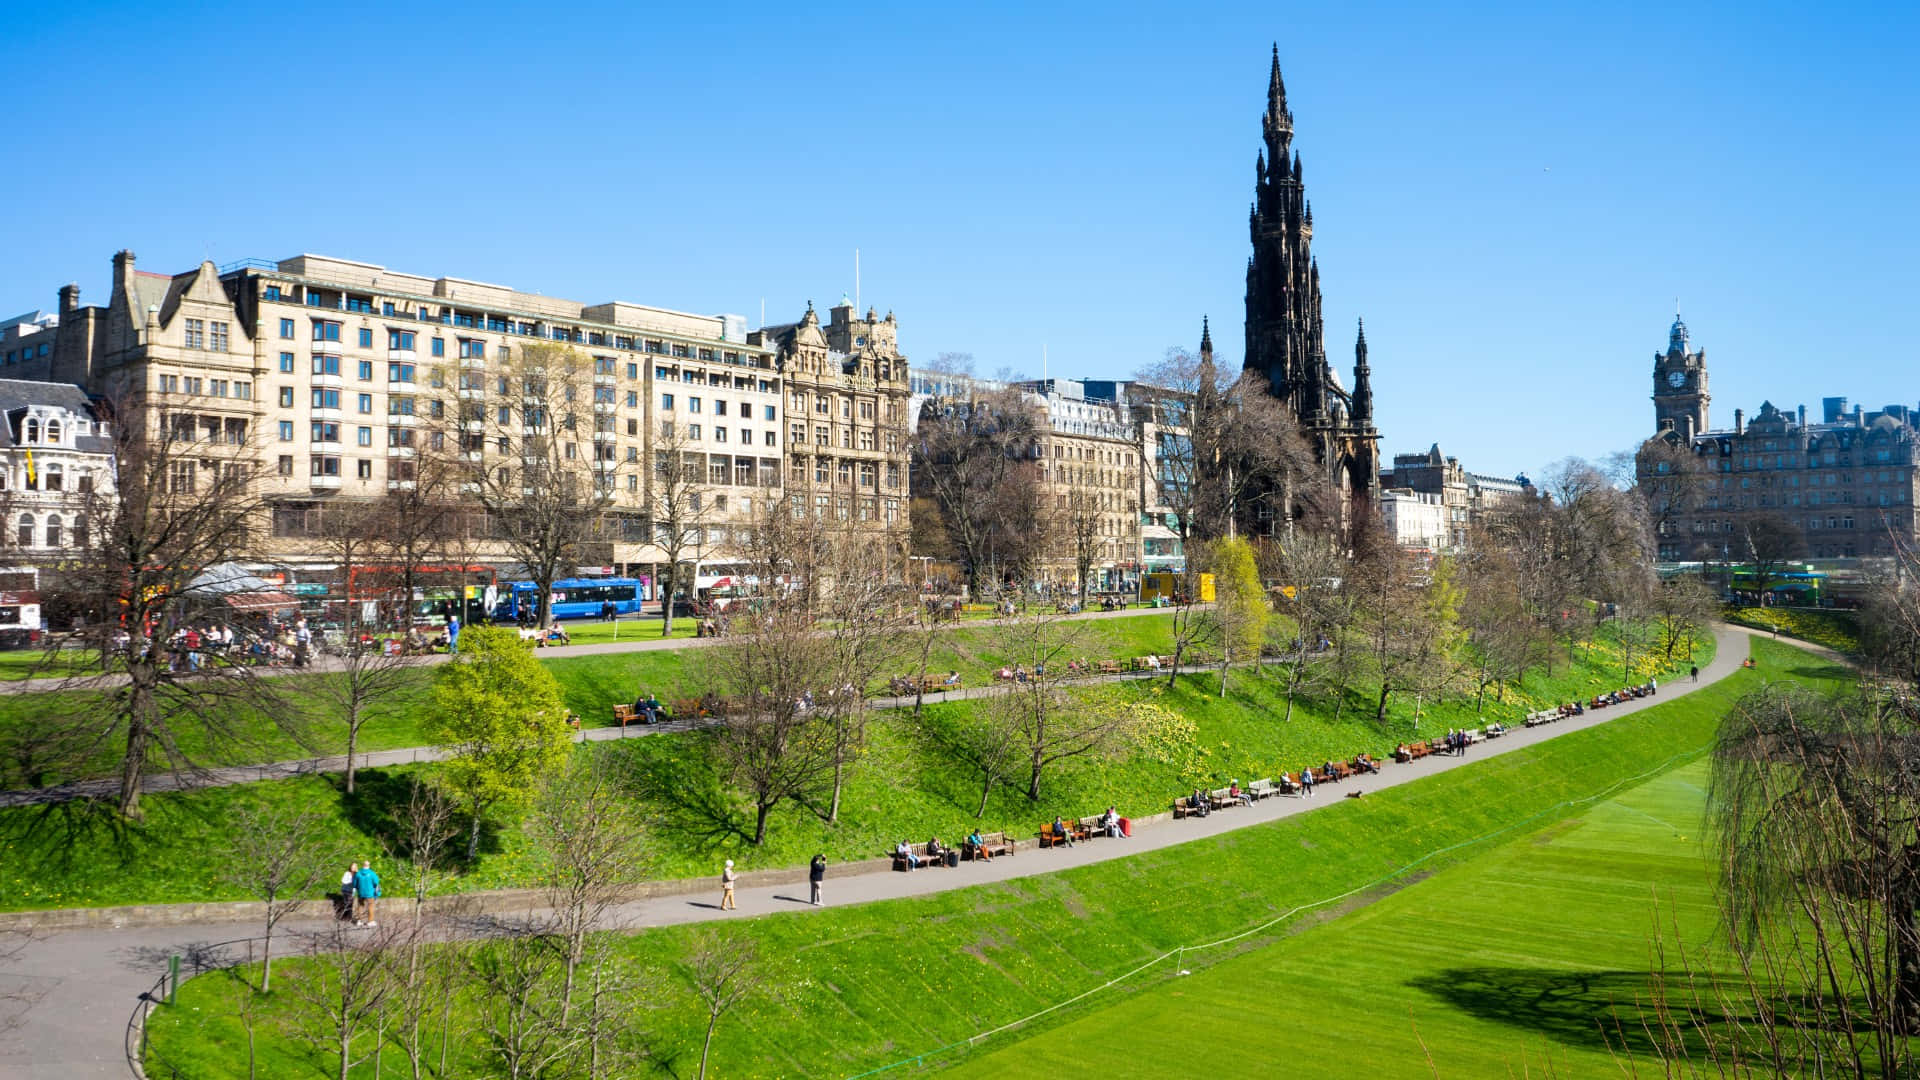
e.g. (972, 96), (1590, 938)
(751, 299), (912, 554)
(1, 309), (58, 371)
(1377, 444), (1531, 549)
(1014, 379), (1145, 594)
(10, 251), (919, 582)
(1639, 315), (1919, 561)
(0, 379), (114, 556)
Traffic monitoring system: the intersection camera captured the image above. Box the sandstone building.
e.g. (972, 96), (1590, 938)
(1638, 315), (1919, 561)
(7, 251), (913, 581)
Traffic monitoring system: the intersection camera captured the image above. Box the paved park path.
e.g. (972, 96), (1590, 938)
(0, 625), (1797, 1080)
(0, 603), (1176, 698)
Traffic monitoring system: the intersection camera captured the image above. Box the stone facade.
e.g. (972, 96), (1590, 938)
(1015, 379), (1145, 593)
(7, 251), (916, 575)
(1377, 444), (1532, 550)
(749, 299), (912, 555)
(1637, 316), (1920, 560)
(0, 379), (115, 556)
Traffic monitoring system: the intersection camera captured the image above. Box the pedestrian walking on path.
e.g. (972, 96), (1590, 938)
(338, 861), (359, 922)
(809, 853), (826, 906)
(720, 859), (737, 910)
(353, 860), (381, 927)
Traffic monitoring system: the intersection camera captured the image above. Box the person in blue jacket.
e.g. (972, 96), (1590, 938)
(353, 860), (383, 927)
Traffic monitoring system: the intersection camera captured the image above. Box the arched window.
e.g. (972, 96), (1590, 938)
(16, 514), (33, 548)
(44, 514), (60, 548)
(45, 420), (60, 443)
(22, 418), (37, 443)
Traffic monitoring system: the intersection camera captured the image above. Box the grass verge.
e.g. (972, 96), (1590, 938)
(141, 638), (1840, 1079)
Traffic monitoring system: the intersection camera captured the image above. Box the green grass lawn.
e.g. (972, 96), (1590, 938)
(142, 637), (1841, 1080)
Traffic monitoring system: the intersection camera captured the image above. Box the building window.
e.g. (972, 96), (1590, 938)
(312, 319), (342, 342)
(312, 354), (341, 376)
(357, 360), (373, 380)
(278, 420), (294, 441)
(279, 318), (295, 339)
(357, 458), (373, 479)
(458, 339), (484, 360)
(183, 319), (204, 349)
(278, 352), (294, 373)
(388, 329), (416, 351)
(278, 387), (295, 407)
(431, 338), (445, 357)
(662, 393), (674, 410)
(389, 363), (415, 384)
(357, 426), (373, 446)
(15, 514), (31, 547)
(312, 388), (342, 409)
(689, 397), (702, 413)
(357, 327), (373, 348)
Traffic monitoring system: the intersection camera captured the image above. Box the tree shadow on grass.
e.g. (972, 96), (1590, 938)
(333, 766), (502, 862)
(602, 732), (752, 851)
(1407, 965), (1865, 1063)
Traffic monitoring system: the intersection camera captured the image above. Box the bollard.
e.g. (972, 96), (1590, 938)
(167, 954), (179, 1004)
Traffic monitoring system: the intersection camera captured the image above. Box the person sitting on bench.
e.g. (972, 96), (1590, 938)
(896, 840), (922, 870)
(942, 670), (961, 686)
(1050, 816), (1075, 847)
(1190, 788), (1211, 817)
(1229, 780), (1253, 807)
(631, 692), (662, 723)
(1101, 806), (1123, 837)
(926, 836), (946, 864)
(966, 829), (993, 861)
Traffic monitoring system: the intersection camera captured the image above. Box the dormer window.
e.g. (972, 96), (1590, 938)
(23, 418), (38, 443)
(45, 420), (60, 444)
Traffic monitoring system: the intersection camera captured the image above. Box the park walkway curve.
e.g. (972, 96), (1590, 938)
(0, 624), (1792, 1080)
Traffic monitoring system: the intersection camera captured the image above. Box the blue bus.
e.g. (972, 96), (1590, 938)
(493, 578), (646, 622)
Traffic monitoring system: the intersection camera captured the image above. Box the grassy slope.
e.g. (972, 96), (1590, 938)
(142, 638), (1838, 1080)
(0, 612), (1178, 788)
(0, 622), (1711, 910)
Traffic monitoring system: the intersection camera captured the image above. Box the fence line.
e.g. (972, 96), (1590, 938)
(842, 742), (1714, 1079)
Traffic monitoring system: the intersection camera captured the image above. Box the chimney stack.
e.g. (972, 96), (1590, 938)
(1797, 404), (1807, 427)
(57, 284), (79, 314)
(1734, 408), (1744, 435)
(111, 250), (136, 297)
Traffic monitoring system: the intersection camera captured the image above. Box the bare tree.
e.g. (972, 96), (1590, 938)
(1134, 347), (1323, 545)
(527, 753), (647, 1019)
(644, 421), (713, 637)
(1740, 510), (1808, 600)
(1266, 532), (1348, 721)
(1634, 433), (1713, 561)
(446, 341), (625, 627)
(281, 923), (400, 1080)
(309, 500), (421, 794)
(219, 803), (333, 992)
(1059, 485), (1105, 607)
(1350, 526), (1464, 726)
(985, 613), (1154, 800)
(38, 401), (299, 819)
(1706, 682), (1920, 1070)
(682, 929), (770, 1080)
(466, 926), (581, 1080)
(702, 522), (840, 845)
(911, 387), (1049, 596)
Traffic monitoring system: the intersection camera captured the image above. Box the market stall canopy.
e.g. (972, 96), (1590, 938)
(189, 563), (300, 613)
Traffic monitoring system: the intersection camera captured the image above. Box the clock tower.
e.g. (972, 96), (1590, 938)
(1652, 314), (1709, 438)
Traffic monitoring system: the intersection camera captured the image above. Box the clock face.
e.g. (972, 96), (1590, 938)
(1667, 370), (1687, 389)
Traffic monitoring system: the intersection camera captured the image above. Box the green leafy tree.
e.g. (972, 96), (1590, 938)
(1209, 536), (1267, 696)
(427, 626), (573, 859)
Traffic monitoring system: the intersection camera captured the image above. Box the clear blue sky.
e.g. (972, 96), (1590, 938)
(5, 1), (1915, 477)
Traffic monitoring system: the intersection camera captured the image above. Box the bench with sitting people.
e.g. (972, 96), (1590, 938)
(1037, 816), (1089, 848)
(889, 671), (962, 696)
(962, 830), (1015, 861)
(891, 837), (957, 871)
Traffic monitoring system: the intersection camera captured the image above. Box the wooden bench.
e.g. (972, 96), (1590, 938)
(1172, 795), (1207, 819)
(1247, 778), (1282, 801)
(1328, 762), (1353, 781)
(1098, 660), (1122, 675)
(963, 831), (1015, 860)
(890, 843), (953, 871)
(1037, 822), (1085, 848)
